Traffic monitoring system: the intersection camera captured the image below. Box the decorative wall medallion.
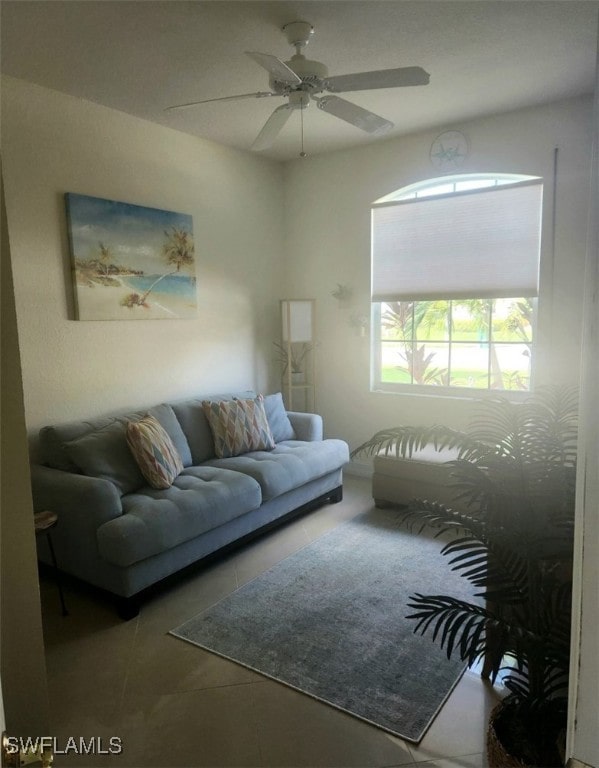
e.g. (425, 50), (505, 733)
(430, 131), (469, 170)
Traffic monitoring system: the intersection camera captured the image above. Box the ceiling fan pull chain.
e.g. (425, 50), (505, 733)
(300, 104), (307, 158)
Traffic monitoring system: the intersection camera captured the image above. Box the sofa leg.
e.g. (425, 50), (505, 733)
(116, 596), (140, 621)
(329, 485), (343, 504)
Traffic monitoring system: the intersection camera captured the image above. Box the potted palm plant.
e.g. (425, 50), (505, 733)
(274, 340), (313, 383)
(351, 387), (578, 767)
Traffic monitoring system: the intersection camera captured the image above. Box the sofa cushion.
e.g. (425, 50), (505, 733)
(204, 439), (349, 501)
(38, 403), (191, 471)
(64, 421), (145, 495)
(170, 391), (255, 465)
(40, 415), (120, 472)
(126, 415), (184, 489)
(264, 392), (296, 442)
(202, 396), (275, 458)
(96, 466), (262, 567)
(145, 403), (192, 468)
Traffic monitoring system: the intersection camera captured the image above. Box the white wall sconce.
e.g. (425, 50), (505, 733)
(349, 313), (369, 337)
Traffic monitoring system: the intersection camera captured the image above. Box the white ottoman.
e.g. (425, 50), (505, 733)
(373, 444), (462, 508)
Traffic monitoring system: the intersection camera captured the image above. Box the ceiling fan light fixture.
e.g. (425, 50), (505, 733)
(288, 91), (310, 110)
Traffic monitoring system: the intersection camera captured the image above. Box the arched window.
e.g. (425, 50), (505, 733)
(371, 174), (542, 393)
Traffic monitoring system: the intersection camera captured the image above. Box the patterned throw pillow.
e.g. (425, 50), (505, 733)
(202, 395), (275, 459)
(126, 414), (184, 489)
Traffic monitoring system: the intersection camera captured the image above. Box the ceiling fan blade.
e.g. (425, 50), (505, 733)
(324, 66), (430, 93)
(165, 92), (277, 111)
(245, 51), (302, 86)
(252, 104), (293, 151)
(315, 95), (393, 135)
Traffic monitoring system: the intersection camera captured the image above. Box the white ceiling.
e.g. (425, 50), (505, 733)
(1, 1), (597, 162)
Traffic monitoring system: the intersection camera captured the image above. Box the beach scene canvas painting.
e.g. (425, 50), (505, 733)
(65, 193), (197, 320)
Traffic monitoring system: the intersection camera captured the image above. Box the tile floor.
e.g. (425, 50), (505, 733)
(40, 475), (505, 768)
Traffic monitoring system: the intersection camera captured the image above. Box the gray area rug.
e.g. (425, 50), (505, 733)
(171, 507), (477, 743)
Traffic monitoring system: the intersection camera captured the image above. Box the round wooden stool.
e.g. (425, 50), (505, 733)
(35, 511), (69, 616)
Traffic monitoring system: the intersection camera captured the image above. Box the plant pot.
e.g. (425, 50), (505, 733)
(291, 372), (305, 385)
(487, 700), (566, 768)
(487, 703), (528, 768)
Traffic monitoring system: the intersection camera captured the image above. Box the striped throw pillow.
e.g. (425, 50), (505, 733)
(126, 414), (183, 489)
(202, 395), (275, 459)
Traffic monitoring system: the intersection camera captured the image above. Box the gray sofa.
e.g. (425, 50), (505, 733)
(31, 392), (349, 617)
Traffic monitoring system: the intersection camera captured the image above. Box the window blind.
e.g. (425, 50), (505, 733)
(371, 180), (543, 302)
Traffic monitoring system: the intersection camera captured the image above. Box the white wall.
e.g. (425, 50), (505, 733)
(1, 76), (286, 452)
(1, 166), (49, 735)
(283, 97), (593, 450)
(3, 79), (591, 454)
(568, 32), (599, 765)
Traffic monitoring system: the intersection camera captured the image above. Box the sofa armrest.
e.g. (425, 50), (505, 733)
(286, 412), (323, 442)
(30, 464), (123, 532)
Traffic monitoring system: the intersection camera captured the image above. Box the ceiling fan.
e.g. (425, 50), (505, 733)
(165, 21), (430, 154)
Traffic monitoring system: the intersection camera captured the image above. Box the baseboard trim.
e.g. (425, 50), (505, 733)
(344, 459), (373, 479)
(567, 758), (596, 768)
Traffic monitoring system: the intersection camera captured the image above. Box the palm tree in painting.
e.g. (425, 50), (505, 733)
(97, 241), (113, 275)
(162, 227), (195, 273)
(73, 241), (125, 287)
(120, 227), (195, 308)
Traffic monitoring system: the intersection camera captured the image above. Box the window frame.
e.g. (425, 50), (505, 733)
(370, 173), (541, 399)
